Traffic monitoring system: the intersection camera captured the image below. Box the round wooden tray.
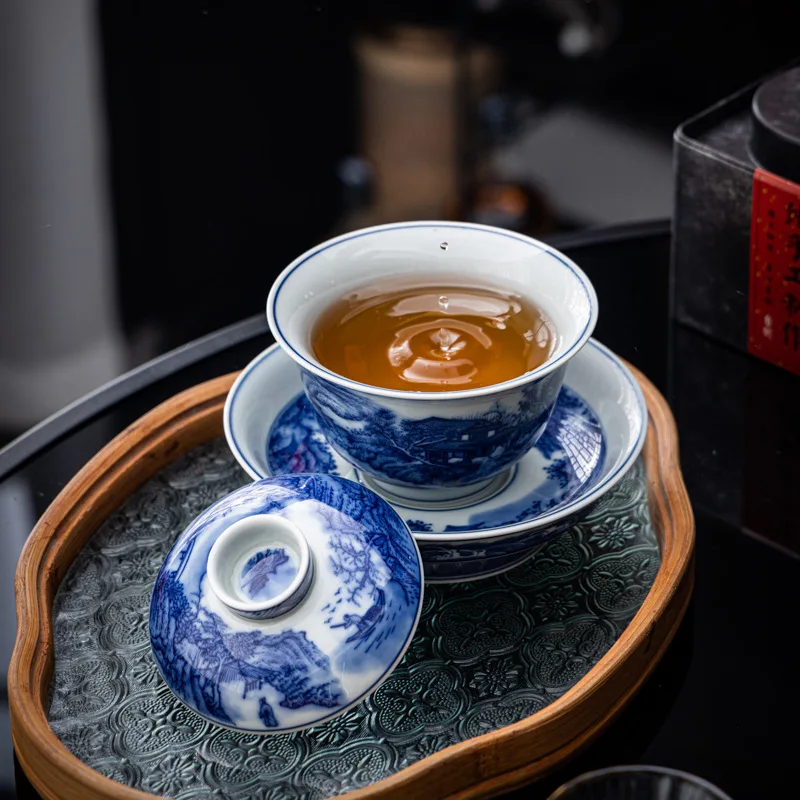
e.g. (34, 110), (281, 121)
(9, 365), (693, 800)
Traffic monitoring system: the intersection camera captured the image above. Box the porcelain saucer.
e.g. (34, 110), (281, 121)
(225, 340), (647, 582)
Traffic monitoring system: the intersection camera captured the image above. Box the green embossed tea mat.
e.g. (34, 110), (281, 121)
(10, 371), (693, 800)
(46, 438), (655, 800)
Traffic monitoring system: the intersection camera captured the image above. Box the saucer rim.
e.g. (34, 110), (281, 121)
(266, 220), (598, 401)
(224, 339), (647, 543)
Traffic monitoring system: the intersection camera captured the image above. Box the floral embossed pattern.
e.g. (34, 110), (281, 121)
(48, 439), (659, 800)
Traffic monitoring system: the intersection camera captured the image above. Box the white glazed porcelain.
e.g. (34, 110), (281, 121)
(266, 221), (598, 503)
(150, 474), (424, 733)
(224, 339), (646, 582)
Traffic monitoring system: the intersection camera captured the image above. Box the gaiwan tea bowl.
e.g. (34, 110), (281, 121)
(267, 221), (597, 506)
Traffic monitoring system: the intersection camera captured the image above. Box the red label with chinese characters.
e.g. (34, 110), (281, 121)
(749, 168), (800, 374)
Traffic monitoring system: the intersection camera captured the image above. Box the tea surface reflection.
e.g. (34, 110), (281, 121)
(312, 281), (554, 392)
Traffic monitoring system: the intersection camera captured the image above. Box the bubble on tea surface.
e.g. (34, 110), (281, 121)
(440, 241), (449, 250)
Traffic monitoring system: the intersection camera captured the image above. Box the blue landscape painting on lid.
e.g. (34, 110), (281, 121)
(149, 474), (423, 733)
(238, 547), (297, 602)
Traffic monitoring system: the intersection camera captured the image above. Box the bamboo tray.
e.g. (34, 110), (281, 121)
(9, 365), (693, 800)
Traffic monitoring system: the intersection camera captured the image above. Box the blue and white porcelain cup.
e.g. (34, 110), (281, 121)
(267, 222), (598, 505)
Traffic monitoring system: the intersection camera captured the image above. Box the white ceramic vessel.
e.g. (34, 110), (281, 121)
(267, 221), (598, 504)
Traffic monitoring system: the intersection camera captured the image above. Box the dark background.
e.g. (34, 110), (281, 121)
(1, 5), (800, 795)
(99, 0), (800, 349)
(2, 0), (800, 441)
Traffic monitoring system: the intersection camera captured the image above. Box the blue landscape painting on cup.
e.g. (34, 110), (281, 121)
(268, 378), (605, 539)
(300, 368), (566, 488)
(149, 474), (421, 731)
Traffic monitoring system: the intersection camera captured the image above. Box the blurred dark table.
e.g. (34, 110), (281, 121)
(1, 220), (797, 800)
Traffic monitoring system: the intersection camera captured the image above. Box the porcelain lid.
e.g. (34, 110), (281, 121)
(149, 473), (424, 733)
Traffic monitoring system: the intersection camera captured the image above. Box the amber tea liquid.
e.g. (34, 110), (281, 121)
(311, 281), (555, 392)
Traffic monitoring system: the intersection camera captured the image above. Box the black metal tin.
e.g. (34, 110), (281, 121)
(671, 62), (800, 355)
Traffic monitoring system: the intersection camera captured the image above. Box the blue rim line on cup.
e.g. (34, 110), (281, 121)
(223, 338), (647, 543)
(266, 221), (598, 402)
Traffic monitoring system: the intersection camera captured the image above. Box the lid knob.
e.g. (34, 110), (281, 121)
(206, 514), (313, 619)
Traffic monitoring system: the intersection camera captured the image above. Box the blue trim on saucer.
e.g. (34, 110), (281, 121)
(268, 222), (595, 401)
